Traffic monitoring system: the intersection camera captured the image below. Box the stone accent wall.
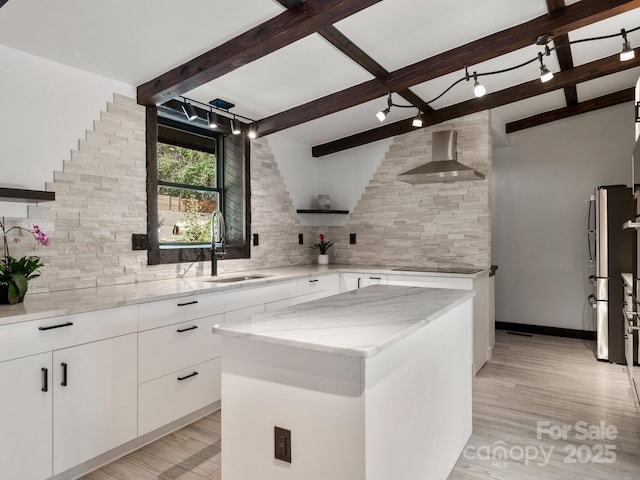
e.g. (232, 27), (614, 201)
(6, 95), (314, 293)
(328, 112), (492, 269)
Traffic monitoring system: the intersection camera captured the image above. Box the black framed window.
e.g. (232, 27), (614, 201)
(145, 107), (251, 265)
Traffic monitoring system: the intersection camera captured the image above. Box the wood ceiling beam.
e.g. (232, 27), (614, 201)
(0, 0), (10, 8)
(546, 0), (579, 106)
(258, 0), (640, 137)
(136, 0), (382, 106)
(505, 88), (634, 133)
(311, 52), (640, 157)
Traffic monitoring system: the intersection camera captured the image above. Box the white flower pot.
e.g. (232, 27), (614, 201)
(318, 254), (329, 265)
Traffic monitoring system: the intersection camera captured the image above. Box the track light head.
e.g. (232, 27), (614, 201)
(181, 102), (198, 121)
(248, 124), (257, 139)
(376, 107), (390, 122)
(620, 29), (635, 61)
(472, 72), (486, 97)
(207, 112), (218, 129)
(230, 116), (242, 135)
(538, 53), (553, 83)
(412, 111), (423, 128)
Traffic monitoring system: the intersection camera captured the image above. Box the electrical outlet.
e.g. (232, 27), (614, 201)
(132, 234), (148, 250)
(298, 233), (304, 244)
(274, 426), (291, 463)
(253, 233), (259, 246)
(349, 233), (356, 245)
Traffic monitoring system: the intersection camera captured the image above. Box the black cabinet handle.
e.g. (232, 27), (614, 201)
(357, 278), (361, 289)
(177, 371), (199, 381)
(41, 367), (48, 392)
(177, 300), (198, 307)
(61, 363), (68, 387)
(177, 325), (198, 333)
(369, 277), (381, 280)
(309, 279), (319, 283)
(39, 321), (73, 331)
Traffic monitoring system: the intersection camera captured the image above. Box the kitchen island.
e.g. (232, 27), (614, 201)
(213, 285), (474, 480)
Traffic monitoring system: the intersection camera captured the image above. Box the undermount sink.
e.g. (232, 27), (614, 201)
(202, 274), (272, 283)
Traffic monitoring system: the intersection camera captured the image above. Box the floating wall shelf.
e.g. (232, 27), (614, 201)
(296, 209), (349, 214)
(0, 187), (55, 203)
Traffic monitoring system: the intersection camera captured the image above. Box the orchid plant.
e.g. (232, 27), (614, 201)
(310, 233), (334, 255)
(0, 217), (50, 304)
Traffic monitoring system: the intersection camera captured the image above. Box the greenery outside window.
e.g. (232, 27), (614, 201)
(146, 107), (250, 265)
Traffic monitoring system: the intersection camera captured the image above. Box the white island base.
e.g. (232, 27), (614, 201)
(217, 286), (473, 480)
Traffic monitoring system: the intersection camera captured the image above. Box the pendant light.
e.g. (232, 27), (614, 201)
(620, 29), (635, 61)
(412, 111), (423, 128)
(207, 112), (218, 129)
(248, 124), (257, 139)
(538, 52), (553, 83)
(230, 116), (242, 135)
(472, 72), (486, 97)
(181, 102), (198, 121)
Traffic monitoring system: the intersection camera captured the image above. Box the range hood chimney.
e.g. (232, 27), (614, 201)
(397, 130), (485, 184)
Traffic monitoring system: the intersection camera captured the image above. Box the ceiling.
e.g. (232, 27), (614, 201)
(0, 0), (639, 153)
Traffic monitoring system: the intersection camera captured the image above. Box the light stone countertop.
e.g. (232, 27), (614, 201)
(213, 285), (475, 358)
(0, 264), (488, 327)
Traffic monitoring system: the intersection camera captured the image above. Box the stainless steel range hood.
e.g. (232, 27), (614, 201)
(397, 130), (485, 184)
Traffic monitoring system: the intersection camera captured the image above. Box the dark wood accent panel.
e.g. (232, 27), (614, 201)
(145, 106), (160, 265)
(312, 53), (640, 156)
(505, 88), (634, 133)
(258, 0), (640, 136)
(137, 0), (381, 106)
(0, 188), (55, 203)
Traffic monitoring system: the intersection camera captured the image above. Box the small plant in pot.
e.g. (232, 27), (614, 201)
(310, 233), (334, 265)
(0, 218), (50, 304)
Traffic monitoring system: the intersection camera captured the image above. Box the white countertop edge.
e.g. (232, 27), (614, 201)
(212, 290), (475, 358)
(0, 264), (489, 326)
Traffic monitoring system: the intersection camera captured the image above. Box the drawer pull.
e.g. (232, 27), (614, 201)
(309, 279), (319, 283)
(177, 325), (198, 333)
(357, 278), (361, 289)
(177, 371), (199, 381)
(61, 363), (68, 387)
(38, 321), (73, 331)
(177, 300), (199, 307)
(369, 277), (382, 280)
(41, 367), (48, 392)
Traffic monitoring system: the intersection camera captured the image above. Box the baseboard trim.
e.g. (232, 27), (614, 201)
(496, 322), (596, 340)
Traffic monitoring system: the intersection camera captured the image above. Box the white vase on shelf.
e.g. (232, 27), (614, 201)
(318, 254), (329, 265)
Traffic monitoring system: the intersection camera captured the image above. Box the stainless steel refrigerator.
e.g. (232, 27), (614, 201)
(588, 185), (634, 363)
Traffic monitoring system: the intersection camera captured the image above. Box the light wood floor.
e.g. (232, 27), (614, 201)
(82, 330), (640, 480)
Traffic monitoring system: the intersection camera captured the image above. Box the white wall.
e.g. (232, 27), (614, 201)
(492, 103), (634, 331)
(0, 45), (134, 217)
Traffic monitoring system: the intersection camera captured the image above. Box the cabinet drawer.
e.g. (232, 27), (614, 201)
(297, 274), (339, 297)
(138, 314), (222, 384)
(138, 358), (221, 436)
(138, 292), (224, 331)
(386, 274), (472, 290)
(0, 305), (138, 363)
(224, 281), (297, 312)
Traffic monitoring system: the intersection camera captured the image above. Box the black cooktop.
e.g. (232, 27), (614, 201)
(391, 266), (486, 275)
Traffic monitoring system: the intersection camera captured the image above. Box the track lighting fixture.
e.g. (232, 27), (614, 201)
(230, 116), (242, 135)
(538, 52), (553, 83)
(620, 28), (635, 61)
(207, 112), (218, 129)
(412, 111), (423, 128)
(472, 72), (486, 97)
(248, 124), (257, 139)
(181, 102), (198, 121)
(376, 93), (393, 122)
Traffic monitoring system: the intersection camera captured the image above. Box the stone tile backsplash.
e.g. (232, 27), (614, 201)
(4, 96), (490, 293)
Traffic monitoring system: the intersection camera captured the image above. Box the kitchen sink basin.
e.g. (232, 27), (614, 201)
(202, 274), (272, 283)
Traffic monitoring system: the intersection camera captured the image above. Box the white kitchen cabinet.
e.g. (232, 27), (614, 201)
(224, 280), (298, 312)
(0, 352), (52, 480)
(138, 357), (221, 435)
(139, 291), (224, 331)
(339, 273), (387, 292)
(53, 333), (138, 475)
(138, 314), (223, 384)
(224, 304), (266, 325)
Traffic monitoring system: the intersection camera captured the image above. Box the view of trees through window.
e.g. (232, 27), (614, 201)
(157, 143), (219, 245)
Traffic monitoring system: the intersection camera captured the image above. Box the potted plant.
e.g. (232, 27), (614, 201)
(0, 218), (50, 304)
(310, 233), (334, 265)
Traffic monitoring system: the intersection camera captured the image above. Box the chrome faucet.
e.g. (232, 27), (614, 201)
(211, 208), (226, 276)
